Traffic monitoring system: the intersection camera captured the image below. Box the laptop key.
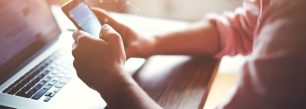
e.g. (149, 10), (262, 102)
(33, 84), (43, 90)
(44, 96), (52, 102)
(31, 89), (48, 100)
(45, 91), (56, 97)
(38, 81), (47, 87)
(48, 80), (57, 85)
(16, 91), (31, 98)
(60, 77), (71, 83)
(15, 91), (27, 98)
(48, 87), (61, 94)
(54, 82), (66, 88)
(30, 77), (42, 86)
(43, 84), (53, 90)
(26, 88), (39, 97)
(43, 77), (52, 82)
(2, 88), (11, 94)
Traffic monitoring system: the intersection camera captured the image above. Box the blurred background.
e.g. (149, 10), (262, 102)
(47, 0), (242, 22)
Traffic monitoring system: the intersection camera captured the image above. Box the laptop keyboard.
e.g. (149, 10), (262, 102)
(2, 50), (74, 102)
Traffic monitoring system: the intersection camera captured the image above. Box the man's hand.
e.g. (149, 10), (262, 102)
(72, 24), (162, 109)
(92, 7), (156, 58)
(72, 24), (127, 92)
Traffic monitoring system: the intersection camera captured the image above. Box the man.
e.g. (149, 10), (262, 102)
(72, 0), (306, 108)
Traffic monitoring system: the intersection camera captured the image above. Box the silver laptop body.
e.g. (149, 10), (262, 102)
(0, 0), (108, 108)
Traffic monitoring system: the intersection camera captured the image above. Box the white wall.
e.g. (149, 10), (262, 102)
(127, 0), (242, 21)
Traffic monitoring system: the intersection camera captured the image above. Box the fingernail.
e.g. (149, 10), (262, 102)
(72, 30), (78, 36)
(103, 18), (110, 23)
(73, 30), (82, 36)
(102, 24), (110, 29)
(79, 30), (87, 35)
(100, 24), (110, 36)
(72, 30), (80, 40)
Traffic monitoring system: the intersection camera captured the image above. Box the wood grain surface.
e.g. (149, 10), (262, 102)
(133, 55), (219, 109)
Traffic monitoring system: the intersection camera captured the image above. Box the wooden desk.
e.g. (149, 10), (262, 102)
(204, 56), (246, 109)
(133, 56), (219, 109)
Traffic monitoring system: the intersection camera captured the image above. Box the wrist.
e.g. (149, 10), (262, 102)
(132, 35), (157, 58)
(146, 36), (157, 57)
(97, 69), (134, 101)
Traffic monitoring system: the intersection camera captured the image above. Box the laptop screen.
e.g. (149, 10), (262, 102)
(0, 0), (60, 83)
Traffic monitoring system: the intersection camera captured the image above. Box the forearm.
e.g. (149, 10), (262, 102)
(151, 20), (220, 56)
(99, 70), (162, 109)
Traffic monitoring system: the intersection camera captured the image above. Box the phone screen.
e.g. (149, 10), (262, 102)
(68, 2), (101, 37)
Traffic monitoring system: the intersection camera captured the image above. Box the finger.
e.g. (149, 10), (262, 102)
(72, 42), (76, 49)
(73, 30), (92, 43)
(72, 43), (80, 59)
(73, 60), (86, 82)
(73, 60), (93, 87)
(125, 48), (134, 58)
(91, 7), (127, 34)
(91, 7), (114, 25)
(72, 30), (82, 42)
(99, 24), (123, 45)
(75, 30), (107, 44)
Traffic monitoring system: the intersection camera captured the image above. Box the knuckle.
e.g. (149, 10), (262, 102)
(108, 32), (121, 40)
(123, 26), (132, 34)
(72, 60), (80, 72)
(72, 47), (79, 58)
(73, 60), (77, 68)
(117, 24), (132, 36)
(72, 31), (80, 38)
(77, 35), (90, 44)
(76, 73), (86, 83)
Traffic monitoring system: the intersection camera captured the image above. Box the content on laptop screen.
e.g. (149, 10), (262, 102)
(0, 0), (60, 83)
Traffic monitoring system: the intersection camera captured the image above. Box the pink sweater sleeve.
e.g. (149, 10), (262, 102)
(208, 0), (262, 57)
(215, 0), (306, 108)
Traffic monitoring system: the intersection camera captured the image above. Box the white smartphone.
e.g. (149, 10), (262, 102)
(62, 0), (102, 38)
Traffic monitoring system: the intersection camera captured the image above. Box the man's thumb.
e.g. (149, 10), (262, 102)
(99, 24), (123, 45)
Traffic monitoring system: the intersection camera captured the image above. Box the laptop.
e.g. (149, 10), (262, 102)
(0, 0), (144, 108)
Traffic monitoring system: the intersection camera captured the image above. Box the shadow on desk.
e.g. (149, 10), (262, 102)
(133, 56), (219, 109)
